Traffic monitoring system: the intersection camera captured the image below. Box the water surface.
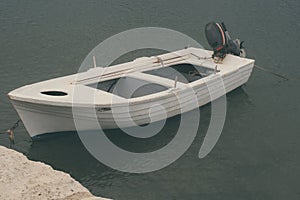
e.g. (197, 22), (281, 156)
(0, 0), (299, 199)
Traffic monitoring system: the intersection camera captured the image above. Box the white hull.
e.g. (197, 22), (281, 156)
(8, 48), (254, 137)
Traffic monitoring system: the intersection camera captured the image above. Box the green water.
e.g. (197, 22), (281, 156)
(0, 0), (299, 199)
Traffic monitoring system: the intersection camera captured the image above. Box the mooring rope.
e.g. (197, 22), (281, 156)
(0, 119), (21, 148)
(254, 64), (289, 81)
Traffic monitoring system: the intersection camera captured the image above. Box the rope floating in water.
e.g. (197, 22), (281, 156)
(254, 64), (289, 81)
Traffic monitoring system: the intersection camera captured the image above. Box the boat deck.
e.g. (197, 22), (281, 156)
(8, 47), (254, 107)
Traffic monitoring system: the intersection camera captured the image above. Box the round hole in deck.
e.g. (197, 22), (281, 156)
(41, 91), (68, 96)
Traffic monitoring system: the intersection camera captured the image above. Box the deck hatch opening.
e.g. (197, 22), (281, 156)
(41, 91), (68, 96)
(87, 77), (169, 99)
(144, 63), (215, 83)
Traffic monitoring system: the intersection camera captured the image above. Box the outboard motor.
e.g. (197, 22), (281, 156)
(205, 22), (245, 59)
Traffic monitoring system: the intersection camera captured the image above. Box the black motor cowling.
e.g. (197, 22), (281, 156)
(205, 22), (245, 58)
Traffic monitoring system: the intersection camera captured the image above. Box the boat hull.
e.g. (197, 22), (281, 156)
(10, 63), (253, 137)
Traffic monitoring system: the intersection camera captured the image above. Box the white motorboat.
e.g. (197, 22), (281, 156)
(8, 23), (255, 138)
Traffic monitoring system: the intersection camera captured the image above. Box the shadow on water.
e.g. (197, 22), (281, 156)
(24, 86), (252, 199)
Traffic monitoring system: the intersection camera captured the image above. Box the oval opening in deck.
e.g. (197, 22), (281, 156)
(41, 91), (68, 96)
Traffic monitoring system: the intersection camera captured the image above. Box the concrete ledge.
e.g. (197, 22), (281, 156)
(0, 146), (110, 200)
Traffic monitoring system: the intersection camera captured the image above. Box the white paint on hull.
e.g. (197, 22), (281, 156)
(8, 48), (254, 137)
